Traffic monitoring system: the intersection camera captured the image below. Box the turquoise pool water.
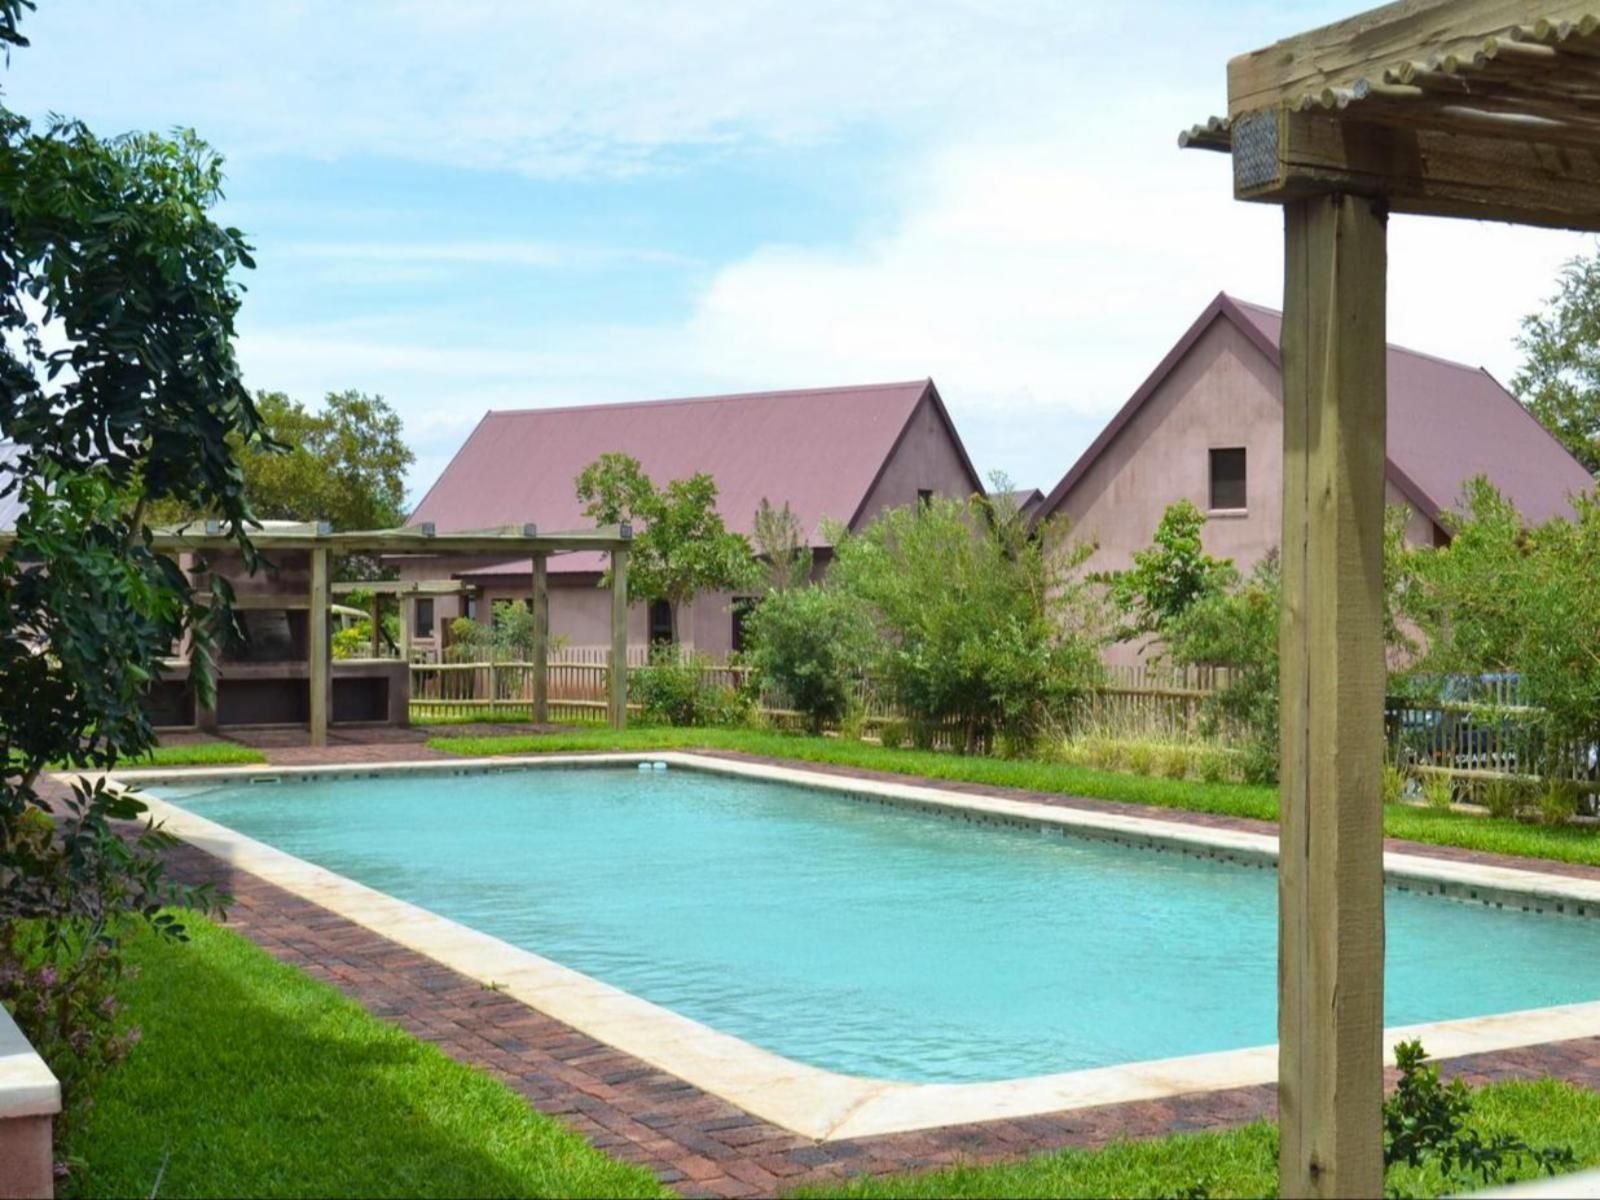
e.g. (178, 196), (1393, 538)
(156, 765), (1600, 1084)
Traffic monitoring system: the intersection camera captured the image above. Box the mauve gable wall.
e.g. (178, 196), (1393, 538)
(1056, 318), (1287, 583)
(853, 393), (987, 528)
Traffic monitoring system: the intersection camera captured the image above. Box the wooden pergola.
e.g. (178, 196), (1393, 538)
(1183, 3), (1600, 1195)
(162, 521), (633, 745)
(329, 578), (471, 663)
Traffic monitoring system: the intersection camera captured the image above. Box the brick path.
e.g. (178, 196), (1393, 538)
(126, 741), (1600, 1196)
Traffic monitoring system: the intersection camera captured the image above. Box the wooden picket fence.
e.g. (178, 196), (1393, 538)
(409, 656), (1247, 747)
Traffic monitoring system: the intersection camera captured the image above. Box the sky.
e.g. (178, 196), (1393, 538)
(4, 1), (1593, 505)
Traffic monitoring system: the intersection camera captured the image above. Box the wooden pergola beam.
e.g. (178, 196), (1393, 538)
(1226, 0), (1593, 116)
(1230, 107), (1600, 229)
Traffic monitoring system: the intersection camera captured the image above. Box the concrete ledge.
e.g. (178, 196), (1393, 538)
(0, 1003), (59, 1200)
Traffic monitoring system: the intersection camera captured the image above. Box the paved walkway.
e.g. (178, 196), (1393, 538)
(126, 739), (1600, 1197)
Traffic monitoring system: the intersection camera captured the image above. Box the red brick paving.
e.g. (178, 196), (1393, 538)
(119, 737), (1600, 1195)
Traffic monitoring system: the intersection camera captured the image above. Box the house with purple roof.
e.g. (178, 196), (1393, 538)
(404, 380), (985, 659)
(1036, 292), (1595, 664)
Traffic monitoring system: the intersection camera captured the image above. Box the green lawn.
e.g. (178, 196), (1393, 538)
(426, 726), (1600, 869)
(63, 915), (666, 1200)
(136, 742), (267, 767)
(797, 1081), (1600, 1199)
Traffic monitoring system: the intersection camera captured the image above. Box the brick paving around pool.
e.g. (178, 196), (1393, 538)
(125, 741), (1600, 1197)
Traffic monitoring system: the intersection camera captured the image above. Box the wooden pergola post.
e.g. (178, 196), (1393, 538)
(609, 545), (629, 730)
(309, 546), (332, 748)
(368, 590), (382, 659)
(1277, 192), (1388, 1199)
(399, 588), (414, 665)
(531, 552), (549, 726)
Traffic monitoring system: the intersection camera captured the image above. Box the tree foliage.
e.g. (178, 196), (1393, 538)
(575, 452), (758, 638)
(743, 584), (873, 733)
(1398, 478), (1600, 749)
(1103, 500), (1237, 642)
(1514, 248), (1600, 475)
(0, 0), (258, 1158)
(1165, 553), (1282, 782)
(825, 492), (1106, 753)
(752, 497), (812, 591)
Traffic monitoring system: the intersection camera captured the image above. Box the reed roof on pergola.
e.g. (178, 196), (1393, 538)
(1180, 2), (1600, 231)
(141, 520), (631, 558)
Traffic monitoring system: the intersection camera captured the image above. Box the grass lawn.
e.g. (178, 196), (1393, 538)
(426, 726), (1600, 869)
(63, 915), (666, 1200)
(135, 742), (267, 767)
(797, 1081), (1600, 1198)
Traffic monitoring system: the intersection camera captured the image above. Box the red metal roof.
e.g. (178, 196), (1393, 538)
(410, 379), (983, 576)
(1039, 292), (1594, 529)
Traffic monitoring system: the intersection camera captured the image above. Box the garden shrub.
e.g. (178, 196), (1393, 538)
(837, 699), (867, 743)
(1478, 776), (1534, 820)
(826, 488), (1107, 755)
(877, 720), (907, 750)
(1422, 773), (1456, 811)
(1126, 743), (1156, 776)
(743, 584), (873, 734)
(1196, 749), (1229, 784)
(1539, 780), (1580, 826)
(1383, 764), (1409, 806)
(1165, 553), (1282, 783)
(1384, 1040), (1574, 1189)
(629, 648), (743, 727)
(1158, 745), (1192, 780)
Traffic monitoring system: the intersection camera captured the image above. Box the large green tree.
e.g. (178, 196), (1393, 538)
(1514, 249), (1600, 475)
(154, 388), (413, 533)
(241, 389), (412, 529)
(575, 452), (758, 641)
(0, 0), (263, 1152)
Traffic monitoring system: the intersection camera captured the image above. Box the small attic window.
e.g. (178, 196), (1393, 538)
(1209, 447), (1247, 512)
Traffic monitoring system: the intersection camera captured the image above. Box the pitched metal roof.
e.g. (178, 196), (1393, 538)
(1038, 292), (1595, 529)
(410, 379), (984, 576)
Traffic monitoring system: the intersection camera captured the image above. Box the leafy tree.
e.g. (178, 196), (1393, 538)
(240, 390), (412, 530)
(0, 1), (261, 1156)
(152, 388), (413, 579)
(1514, 249), (1600, 475)
(744, 584), (873, 733)
(1104, 500), (1237, 642)
(575, 452), (759, 641)
(752, 497), (812, 591)
(827, 494), (1106, 753)
(1165, 553), (1282, 783)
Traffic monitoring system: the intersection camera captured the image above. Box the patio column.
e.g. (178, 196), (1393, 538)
(1277, 192), (1387, 1200)
(531, 553), (549, 726)
(609, 545), (629, 730)
(400, 590), (414, 665)
(369, 590), (382, 659)
(309, 547), (332, 748)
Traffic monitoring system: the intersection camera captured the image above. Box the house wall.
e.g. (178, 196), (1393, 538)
(854, 395), (984, 527)
(1052, 319), (1440, 666)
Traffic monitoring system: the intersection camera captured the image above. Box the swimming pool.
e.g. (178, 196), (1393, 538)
(148, 759), (1600, 1087)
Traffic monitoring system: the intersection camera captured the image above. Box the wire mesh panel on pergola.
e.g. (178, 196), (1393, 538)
(1181, 3), (1600, 1197)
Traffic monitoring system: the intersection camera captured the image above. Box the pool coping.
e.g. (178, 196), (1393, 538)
(90, 752), (1600, 1142)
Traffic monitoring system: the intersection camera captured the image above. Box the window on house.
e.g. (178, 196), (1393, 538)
(648, 599), (675, 645)
(731, 597), (758, 654)
(464, 594), (478, 622)
(415, 598), (435, 638)
(916, 488), (934, 508)
(1209, 447), (1247, 511)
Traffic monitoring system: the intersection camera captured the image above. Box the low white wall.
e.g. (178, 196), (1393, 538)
(0, 1002), (60, 1199)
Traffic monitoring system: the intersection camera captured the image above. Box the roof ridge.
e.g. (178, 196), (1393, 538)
(1221, 292), (1491, 375)
(484, 379), (932, 420)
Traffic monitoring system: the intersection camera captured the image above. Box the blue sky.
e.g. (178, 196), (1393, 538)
(4, 1), (1592, 505)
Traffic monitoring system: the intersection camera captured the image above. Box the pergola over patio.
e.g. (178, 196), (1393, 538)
(1183, 3), (1600, 1195)
(161, 520), (633, 744)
